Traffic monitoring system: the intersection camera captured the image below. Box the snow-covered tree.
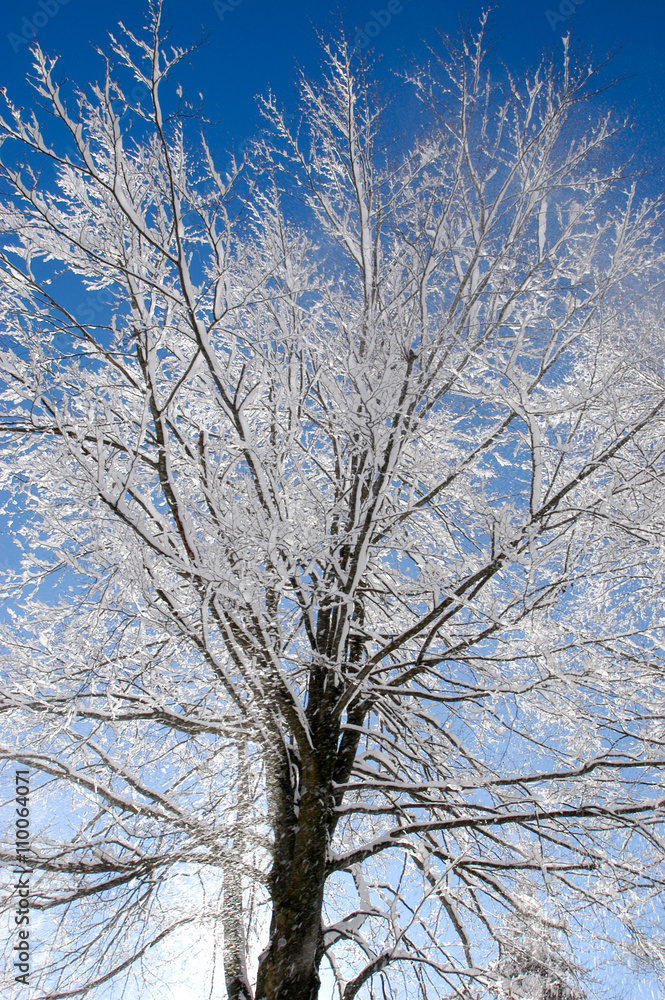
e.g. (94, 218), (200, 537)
(489, 894), (587, 1000)
(1, 6), (664, 999)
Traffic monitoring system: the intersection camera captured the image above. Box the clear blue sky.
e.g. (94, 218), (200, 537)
(1, 0), (664, 171)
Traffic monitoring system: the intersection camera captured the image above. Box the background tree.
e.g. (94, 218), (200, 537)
(1, 6), (664, 999)
(488, 895), (587, 1000)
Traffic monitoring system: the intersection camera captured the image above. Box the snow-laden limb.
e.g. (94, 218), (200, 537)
(1, 6), (665, 1000)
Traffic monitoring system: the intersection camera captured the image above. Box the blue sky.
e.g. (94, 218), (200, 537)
(1, 0), (664, 166)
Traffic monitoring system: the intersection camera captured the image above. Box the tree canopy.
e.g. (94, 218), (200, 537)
(0, 6), (664, 999)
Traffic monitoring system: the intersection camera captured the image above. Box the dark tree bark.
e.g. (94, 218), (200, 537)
(255, 756), (330, 999)
(256, 654), (365, 999)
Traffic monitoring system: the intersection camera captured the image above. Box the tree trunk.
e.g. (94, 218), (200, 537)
(222, 863), (253, 1000)
(254, 659), (365, 999)
(255, 769), (329, 1000)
